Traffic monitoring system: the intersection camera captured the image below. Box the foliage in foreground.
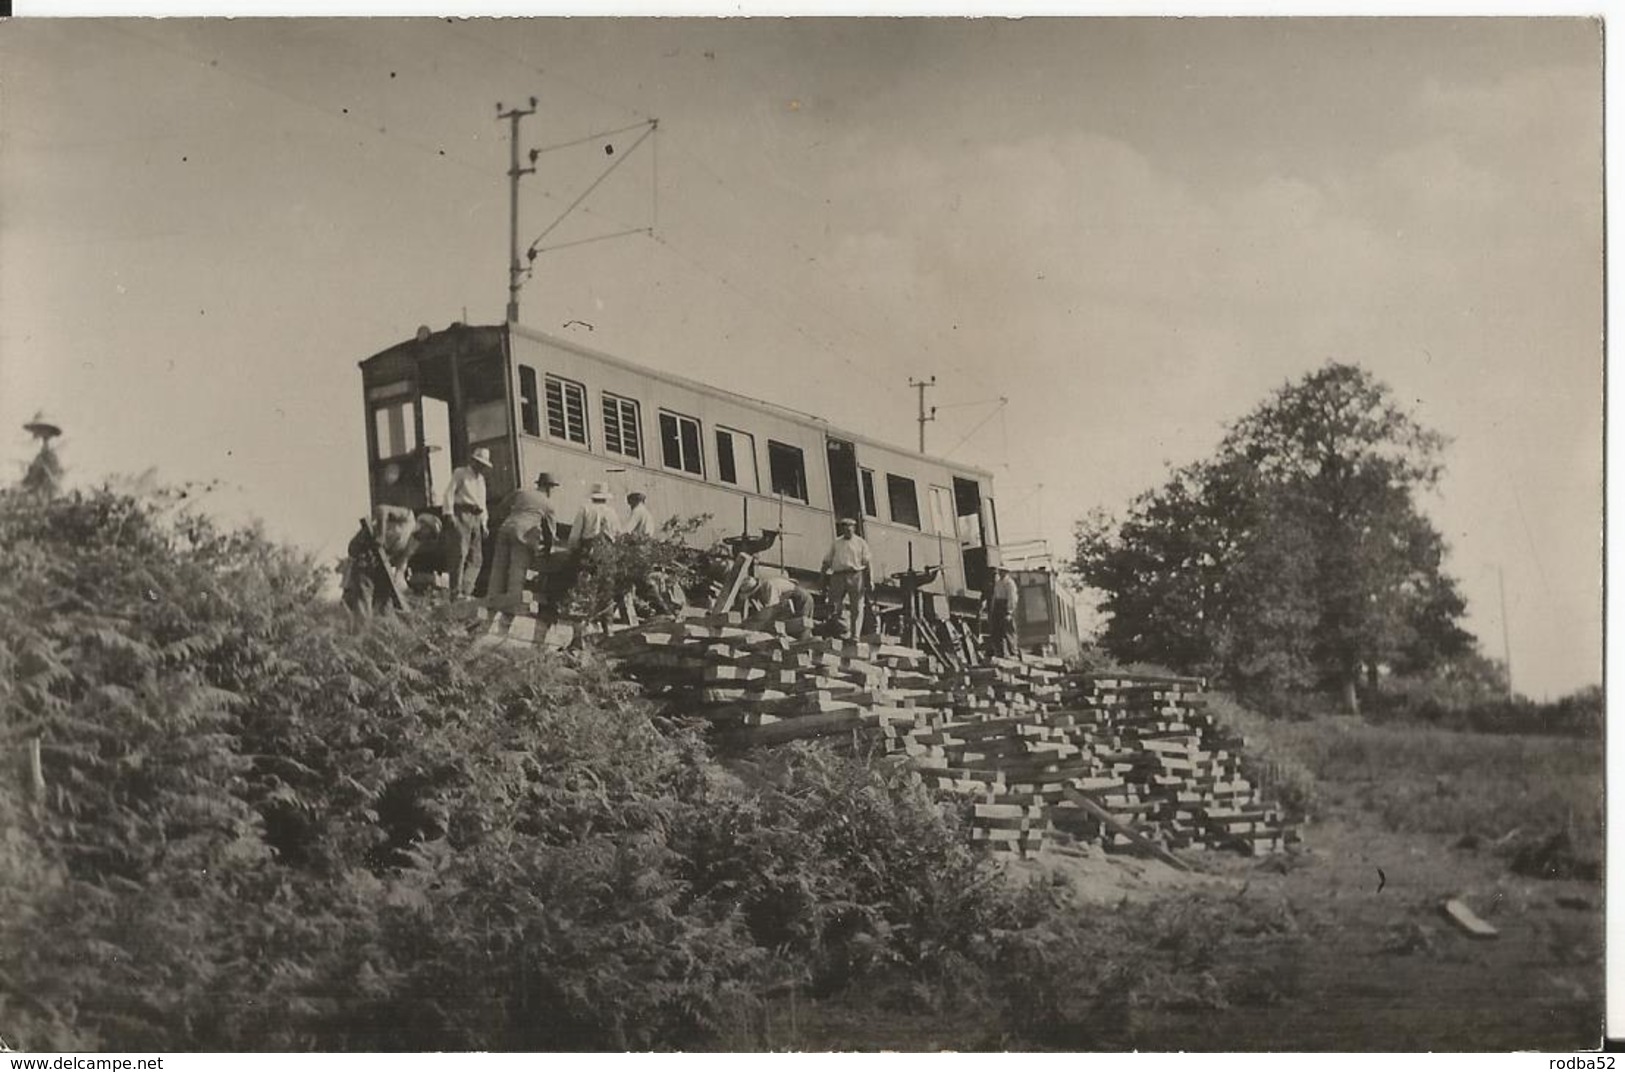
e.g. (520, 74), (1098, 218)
(0, 483), (1108, 1051)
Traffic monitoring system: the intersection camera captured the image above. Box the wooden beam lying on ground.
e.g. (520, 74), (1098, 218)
(1059, 785), (1191, 872)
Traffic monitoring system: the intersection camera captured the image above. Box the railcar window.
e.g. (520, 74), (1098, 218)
(953, 477), (984, 544)
(544, 375), (589, 446)
(602, 393), (642, 461)
(659, 410), (704, 475)
(859, 468), (878, 517)
(518, 366), (541, 437)
(716, 427), (759, 490)
(372, 400), (418, 461)
(886, 474), (920, 528)
(767, 440), (808, 502)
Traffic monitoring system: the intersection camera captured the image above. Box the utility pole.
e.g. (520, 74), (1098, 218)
(1498, 565), (1515, 700)
(909, 375), (937, 453)
(498, 97), (538, 324)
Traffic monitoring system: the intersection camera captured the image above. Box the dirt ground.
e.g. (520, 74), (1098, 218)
(1118, 818), (1602, 1051)
(780, 814), (1604, 1052)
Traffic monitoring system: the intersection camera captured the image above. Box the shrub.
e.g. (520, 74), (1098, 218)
(0, 485), (776, 1049)
(985, 887), (1304, 1046)
(4, 482), (1132, 1050)
(563, 515), (713, 621)
(676, 744), (1020, 1003)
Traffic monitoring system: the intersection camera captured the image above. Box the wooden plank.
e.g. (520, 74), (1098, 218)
(1441, 898), (1499, 939)
(1058, 785), (1191, 872)
(709, 553), (755, 615)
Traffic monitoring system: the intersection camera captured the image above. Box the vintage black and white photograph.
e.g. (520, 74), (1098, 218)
(0, 15), (1605, 1053)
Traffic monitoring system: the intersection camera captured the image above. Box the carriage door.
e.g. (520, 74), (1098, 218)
(825, 437), (865, 534)
(366, 380), (430, 511)
(953, 477), (990, 592)
(453, 349), (518, 502)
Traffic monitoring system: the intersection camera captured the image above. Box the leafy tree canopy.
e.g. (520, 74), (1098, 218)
(1074, 362), (1474, 707)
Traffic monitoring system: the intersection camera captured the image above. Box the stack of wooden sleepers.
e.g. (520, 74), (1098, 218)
(553, 609), (1295, 860)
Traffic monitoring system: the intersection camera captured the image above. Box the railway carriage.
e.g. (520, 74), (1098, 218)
(360, 321), (1006, 618)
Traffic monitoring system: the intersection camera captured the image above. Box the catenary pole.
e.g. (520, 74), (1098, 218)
(498, 98), (538, 323)
(909, 376), (937, 453)
(1498, 565), (1514, 699)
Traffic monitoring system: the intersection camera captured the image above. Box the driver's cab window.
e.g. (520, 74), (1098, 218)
(369, 384), (418, 460)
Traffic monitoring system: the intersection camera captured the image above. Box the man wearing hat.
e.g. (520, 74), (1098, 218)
(820, 518), (872, 638)
(987, 565), (1021, 658)
(624, 490), (656, 538)
(486, 471), (561, 612)
(442, 446), (494, 601)
(567, 481), (621, 551)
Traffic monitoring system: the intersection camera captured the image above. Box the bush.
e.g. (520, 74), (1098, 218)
(1371, 671), (1602, 738)
(0, 485), (773, 1049)
(563, 515), (713, 620)
(677, 745), (1020, 1003)
(3, 482), (1128, 1050)
(985, 886), (1304, 1046)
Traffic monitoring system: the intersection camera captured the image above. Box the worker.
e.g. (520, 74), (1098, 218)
(567, 482), (621, 551)
(987, 565), (1020, 657)
(739, 573), (815, 638)
(485, 471), (561, 612)
(624, 491), (656, 538)
(441, 446), (493, 601)
(820, 518), (871, 639)
(343, 507), (441, 617)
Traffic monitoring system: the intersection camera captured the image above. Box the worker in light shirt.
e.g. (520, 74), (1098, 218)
(820, 518), (871, 638)
(441, 446), (493, 601)
(624, 491), (656, 538)
(740, 573), (815, 638)
(987, 566), (1020, 657)
(568, 482), (621, 551)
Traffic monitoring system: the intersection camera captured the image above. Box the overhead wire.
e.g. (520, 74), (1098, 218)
(531, 119), (654, 157)
(943, 398), (1008, 459)
(526, 122), (657, 253)
(147, 17), (1000, 454)
(428, 23), (944, 406)
(441, 23), (652, 122)
(646, 233), (891, 395)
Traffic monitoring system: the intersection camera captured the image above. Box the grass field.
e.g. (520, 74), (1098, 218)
(773, 701), (1607, 1051)
(1214, 696), (1604, 870)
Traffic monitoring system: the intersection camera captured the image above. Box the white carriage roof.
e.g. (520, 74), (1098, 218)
(507, 322), (996, 481)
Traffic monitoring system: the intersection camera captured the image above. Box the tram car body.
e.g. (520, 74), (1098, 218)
(359, 321), (1006, 615)
(1011, 568), (1083, 660)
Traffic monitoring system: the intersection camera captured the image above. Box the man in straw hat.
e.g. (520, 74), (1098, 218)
(567, 481), (621, 551)
(442, 446), (494, 601)
(820, 517), (872, 638)
(486, 470), (561, 612)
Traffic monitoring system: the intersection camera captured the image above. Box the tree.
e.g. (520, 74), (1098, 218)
(1074, 363), (1474, 709)
(1072, 468), (1226, 673)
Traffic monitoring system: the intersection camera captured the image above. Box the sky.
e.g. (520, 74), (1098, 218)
(0, 17), (1603, 699)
